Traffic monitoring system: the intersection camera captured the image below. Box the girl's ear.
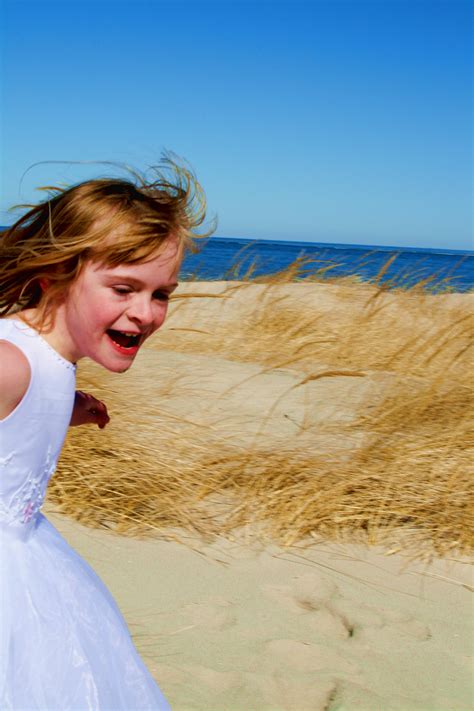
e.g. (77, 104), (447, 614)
(39, 278), (50, 292)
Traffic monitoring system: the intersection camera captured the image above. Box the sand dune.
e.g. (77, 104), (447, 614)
(43, 507), (473, 711)
(46, 279), (473, 709)
(104, 347), (396, 452)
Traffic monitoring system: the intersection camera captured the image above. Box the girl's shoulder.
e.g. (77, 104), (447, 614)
(0, 339), (31, 421)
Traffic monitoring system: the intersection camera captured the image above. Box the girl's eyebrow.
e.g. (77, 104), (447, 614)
(105, 275), (179, 290)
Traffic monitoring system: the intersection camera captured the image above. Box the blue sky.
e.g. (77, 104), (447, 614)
(1, 0), (472, 250)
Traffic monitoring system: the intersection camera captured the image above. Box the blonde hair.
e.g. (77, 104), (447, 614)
(0, 155), (213, 330)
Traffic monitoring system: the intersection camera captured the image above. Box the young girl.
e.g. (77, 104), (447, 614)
(0, 157), (209, 709)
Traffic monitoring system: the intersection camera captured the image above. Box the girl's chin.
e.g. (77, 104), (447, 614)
(101, 355), (136, 373)
(112, 365), (133, 373)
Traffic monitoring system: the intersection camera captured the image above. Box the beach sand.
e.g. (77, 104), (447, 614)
(46, 280), (473, 709)
(43, 506), (473, 710)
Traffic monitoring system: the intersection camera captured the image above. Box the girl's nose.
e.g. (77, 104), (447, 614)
(127, 295), (155, 325)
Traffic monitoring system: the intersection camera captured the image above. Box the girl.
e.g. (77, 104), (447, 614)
(0, 157), (209, 709)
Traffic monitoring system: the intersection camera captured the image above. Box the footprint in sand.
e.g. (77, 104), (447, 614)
(263, 639), (360, 676)
(262, 572), (338, 615)
(262, 573), (355, 640)
(330, 599), (431, 642)
(307, 606), (355, 640)
(242, 671), (337, 711)
(262, 573), (431, 644)
(173, 597), (236, 631)
(155, 663), (244, 709)
(182, 664), (242, 693)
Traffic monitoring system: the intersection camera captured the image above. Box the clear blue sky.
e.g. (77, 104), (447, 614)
(1, 0), (472, 250)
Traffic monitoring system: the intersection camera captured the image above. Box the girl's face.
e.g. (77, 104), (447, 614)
(52, 239), (181, 372)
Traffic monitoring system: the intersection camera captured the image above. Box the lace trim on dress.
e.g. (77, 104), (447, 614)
(0, 446), (55, 525)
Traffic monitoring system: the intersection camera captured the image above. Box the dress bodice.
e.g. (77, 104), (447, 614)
(0, 318), (76, 541)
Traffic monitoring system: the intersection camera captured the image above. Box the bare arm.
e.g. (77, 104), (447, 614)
(70, 391), (110, 429)
(0, 341), (31, 420)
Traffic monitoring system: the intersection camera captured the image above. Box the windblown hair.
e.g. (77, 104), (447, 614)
(0, 155), (213, 329)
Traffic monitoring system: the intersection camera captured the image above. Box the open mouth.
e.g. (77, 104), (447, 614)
(106, 329), (141, 349)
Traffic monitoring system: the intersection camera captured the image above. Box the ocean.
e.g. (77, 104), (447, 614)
(182, 237), (474, 293)
(1, 226), (472, 292)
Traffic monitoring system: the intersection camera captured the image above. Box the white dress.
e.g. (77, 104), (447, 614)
(0, 319), (171, 710)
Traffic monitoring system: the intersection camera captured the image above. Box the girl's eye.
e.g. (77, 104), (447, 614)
(112, 286), (169, 301)
(153, 291), (170, 302)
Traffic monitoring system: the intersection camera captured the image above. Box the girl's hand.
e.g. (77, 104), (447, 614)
(70, 390), (110, 429)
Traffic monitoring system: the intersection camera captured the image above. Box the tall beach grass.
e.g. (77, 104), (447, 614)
(46, 254), (473, 559)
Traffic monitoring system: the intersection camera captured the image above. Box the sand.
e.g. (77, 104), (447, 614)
(45, 280), (473, 709)
(43, 505), (473, 710)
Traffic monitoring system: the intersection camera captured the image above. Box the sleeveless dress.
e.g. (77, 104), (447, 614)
(0, 318), (171, 710)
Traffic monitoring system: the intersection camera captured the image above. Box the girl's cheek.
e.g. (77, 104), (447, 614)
(156, 304), (169, 326)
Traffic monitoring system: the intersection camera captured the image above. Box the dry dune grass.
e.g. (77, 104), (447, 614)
(157, 277), (470, 380)
(47, 257), (474, 559)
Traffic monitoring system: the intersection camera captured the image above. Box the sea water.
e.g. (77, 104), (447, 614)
(182, 237), (473, 292)
(0, 226), (471, 292)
